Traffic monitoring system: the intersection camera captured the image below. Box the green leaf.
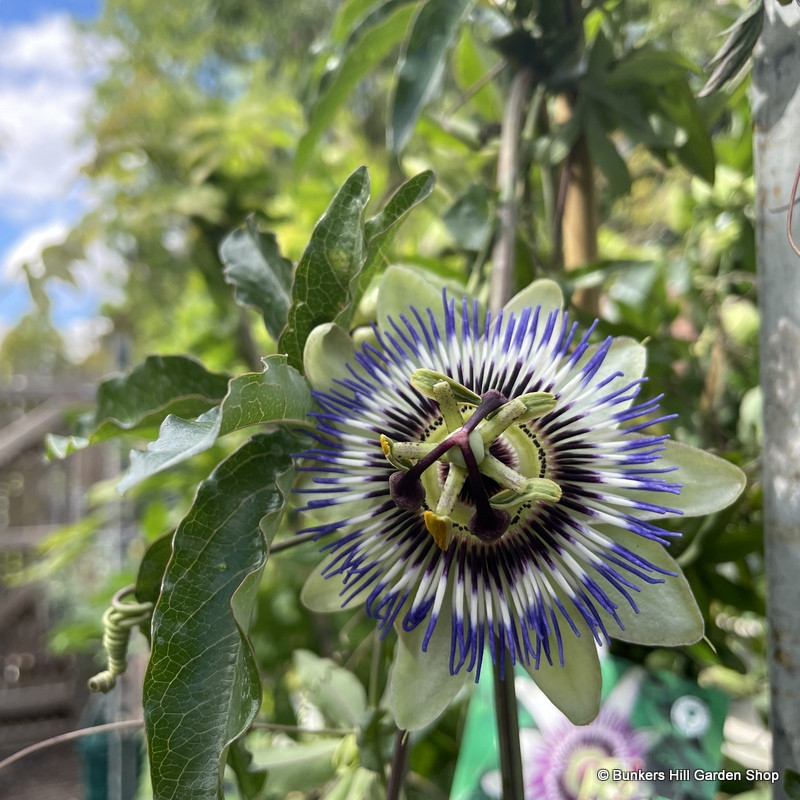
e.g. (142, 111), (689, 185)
(293, 650), (367, 728)
(698, 0), (764, 98)
(257, 740), (340, 797)
(337, 169), (435, 326)
(143, 431), (296, 800)
(389, 0), (476, 152)
(453, 26), (502, 120)
(584, 106), (631, 197)
(119, 356), (312, 491)
(656, 82), (715, 183)
(227, 737), (268, 800)
(135, 533), (174, 609)
(329, 0), (386, 44)
(606, 48), (699, 88)
(785, 768), (800, 800)
(278, 167), (371, 370)
(219, 216), (293, 340)
(93, 355), (230, 441)
(296, 5), (415, 171)
(442, 183), (493, 251)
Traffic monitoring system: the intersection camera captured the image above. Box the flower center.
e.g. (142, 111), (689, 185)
(381, 369), (562, 550)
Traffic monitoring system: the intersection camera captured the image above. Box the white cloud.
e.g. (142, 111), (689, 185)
(62, 315), (114, 363)
(0, 13), (126, 359)
(0, 14), (109, 221)
(2, 220), (126, 304)
(2, 221), (71, 279)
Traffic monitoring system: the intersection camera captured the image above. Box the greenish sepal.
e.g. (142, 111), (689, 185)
(523, 608), (602, 725)
(303, 322), (358, 392)
(502, 278), (564, 321)
(301, 561), (364, 613)
(621, 438), (746, 520)
(377, 265), (451, 337)
(597, 526), (704, 646)
(387, 596), (470, 730)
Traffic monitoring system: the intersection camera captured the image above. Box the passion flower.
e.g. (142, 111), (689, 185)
(298, 268), (745, 730)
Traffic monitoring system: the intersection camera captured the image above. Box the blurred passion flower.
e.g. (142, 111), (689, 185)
(298, 267), (745, 731)
(481, 670), (654, 800)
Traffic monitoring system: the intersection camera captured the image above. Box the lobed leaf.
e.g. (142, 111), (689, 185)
(93, 355), (230, 442)
(336, 169), (435, 326)
(219, 216), (293, 340)
(143, 431), (297, 800)
(119, 355), (312, 491)
(278, 167), (371, 370)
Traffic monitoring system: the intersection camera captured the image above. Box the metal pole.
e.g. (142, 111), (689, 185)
(753, 4), (800, 796)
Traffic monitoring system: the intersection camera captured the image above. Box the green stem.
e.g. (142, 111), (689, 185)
(492, 652), (525, 800)
(490, 66), (535, 314)
(270, 530), (319, 554)
(387, 729), (409, 800)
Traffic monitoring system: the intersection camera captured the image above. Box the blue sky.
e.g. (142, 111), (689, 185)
(0, 0), (119, 359)
(0, 0), (99, 23)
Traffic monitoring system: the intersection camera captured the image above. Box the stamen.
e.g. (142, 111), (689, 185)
(433, 380), (465, 432)
(383, 372), (562, 547)
(424, 510), (453, 551)
(490, 478), (562, 508)
(478, 392), (556, 443)
(410, 370), (481, 406)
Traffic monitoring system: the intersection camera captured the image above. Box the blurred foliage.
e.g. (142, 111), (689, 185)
(4, 0), (771, 797)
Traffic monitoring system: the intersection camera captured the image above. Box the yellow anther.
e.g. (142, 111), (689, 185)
(424, 510), (453, 551)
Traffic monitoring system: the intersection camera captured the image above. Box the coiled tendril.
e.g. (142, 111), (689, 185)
(88, 585), (153, 693)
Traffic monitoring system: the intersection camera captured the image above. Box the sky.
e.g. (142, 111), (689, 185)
(0, 0), (123, 360)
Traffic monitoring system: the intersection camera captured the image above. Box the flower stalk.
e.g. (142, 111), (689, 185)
(492, 657), (526, 800)
(387, 729), (409, 800)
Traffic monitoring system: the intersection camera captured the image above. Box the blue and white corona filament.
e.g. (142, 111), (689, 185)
(298, 275), (744, 726)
